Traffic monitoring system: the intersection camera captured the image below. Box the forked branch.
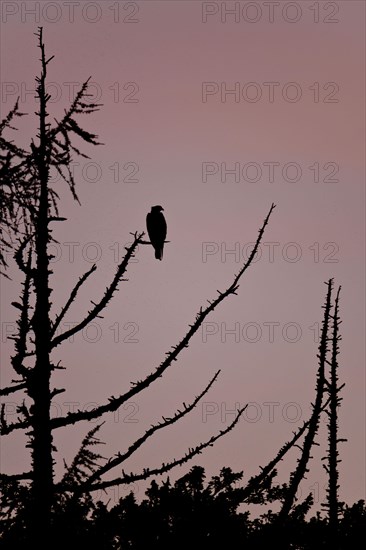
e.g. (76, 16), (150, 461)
(51, 233), (143, 348)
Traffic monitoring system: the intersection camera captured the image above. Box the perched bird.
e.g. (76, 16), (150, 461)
(146, 205), (167, 260)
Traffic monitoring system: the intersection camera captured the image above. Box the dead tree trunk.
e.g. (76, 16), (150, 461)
(28, 27), (53, 540)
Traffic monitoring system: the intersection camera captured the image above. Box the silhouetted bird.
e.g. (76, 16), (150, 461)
(146, 205), (167, 260)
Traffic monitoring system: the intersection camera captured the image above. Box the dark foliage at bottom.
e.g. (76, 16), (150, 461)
(1, 466), (364, 549)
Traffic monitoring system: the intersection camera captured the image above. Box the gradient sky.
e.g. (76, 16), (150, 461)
(1, 1), (365, 511)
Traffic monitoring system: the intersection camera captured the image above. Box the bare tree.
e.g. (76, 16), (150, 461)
(0, 28), (275, 541)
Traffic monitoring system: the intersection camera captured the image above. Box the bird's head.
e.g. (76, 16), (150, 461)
(151, 205), (164, 212)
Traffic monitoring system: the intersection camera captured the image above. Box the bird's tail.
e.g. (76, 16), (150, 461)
(155, 247), (163, 260)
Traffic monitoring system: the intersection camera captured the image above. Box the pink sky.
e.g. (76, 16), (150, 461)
(1, 1), (365, 510)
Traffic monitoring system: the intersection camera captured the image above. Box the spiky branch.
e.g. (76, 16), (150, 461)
(50, 233), (143, 347)
(74, 371), (221, 489)
(73, 406), (247, 493)
(50, 263), (97, 338)
(323, 286), (346, 546)
(0, 383), (27, 397)
(242, 420), (310, 501)
(279, 279), (333, 519)
(9, 250), (33, 379)
(241, 394), (331, 502)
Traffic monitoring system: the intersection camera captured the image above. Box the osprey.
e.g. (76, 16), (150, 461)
(146, 205), (167, 261)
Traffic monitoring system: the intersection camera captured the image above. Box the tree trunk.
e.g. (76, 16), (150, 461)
(30, 190), (53, 539)
(29, 28), (54, 540)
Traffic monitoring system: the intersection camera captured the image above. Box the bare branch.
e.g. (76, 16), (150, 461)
(242, 421), (309, 500)
(242, 395), (331, 500)
(0, 383), (27, 396)
(14, 235), (34, 275)
(50, 205), (275, 430)
(324, 285), (344, 533)
(279, 279), (333, 519)
(0, 410), (29, 436)
(68, 406), (247, 493)
(81, 370), (221, 486)
(50, 233), (143, 348)
(139, 239), (170, 245)
(50, 263), (97, 338)
(11, 249), (33, 379)
(0, 472), (32, 481)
